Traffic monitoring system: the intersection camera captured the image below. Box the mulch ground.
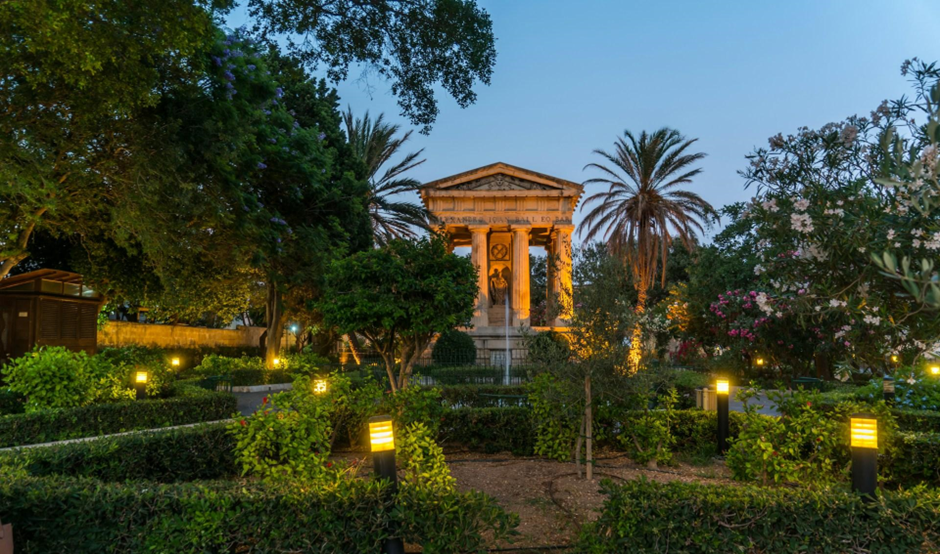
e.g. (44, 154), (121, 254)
(446, 449), (735, 550)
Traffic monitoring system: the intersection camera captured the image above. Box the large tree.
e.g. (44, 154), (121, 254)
(579, 128), (716, 371)
(343, 108), (429, 245)
(320, 236), (476, 391)
(0, 0), (228, 281)
(247, 0), (497, 132)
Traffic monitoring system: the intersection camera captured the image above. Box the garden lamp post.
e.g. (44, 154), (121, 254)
(369, 415), (404, 554)
(850, 414), (878, 501)
(716, 379), (730, 454)
(882, 375), (895, 405)
(134, 370), (149, 400)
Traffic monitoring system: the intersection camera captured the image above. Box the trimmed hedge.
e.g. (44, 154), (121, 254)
(0, 389), (24, 416)
(892, 407), (940, 433)
(580, 479), (940, 553)
(0, 385), (236, 448)
(0, 422), (236, 483)
(437, 385), (528, 408)
(889, 432), (940, 488)
(0, 476), (392, 553)
(439, 407), (534, 455)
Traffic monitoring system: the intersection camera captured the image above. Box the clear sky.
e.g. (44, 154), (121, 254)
(228, 0), (940, 243)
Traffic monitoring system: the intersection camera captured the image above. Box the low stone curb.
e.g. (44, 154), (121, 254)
(231, 383), (293, 393)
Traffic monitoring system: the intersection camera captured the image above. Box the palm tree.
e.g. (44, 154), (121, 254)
(580, 128), (716, 371)
(343, 108), (429, 246)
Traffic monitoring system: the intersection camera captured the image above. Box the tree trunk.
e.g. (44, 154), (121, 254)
(264, 283), (283, 369)
(575, 412), (585, 479)
(628, 283), (649, 373)
(346, 333), (364, 365)
(585, 374), (593, 481)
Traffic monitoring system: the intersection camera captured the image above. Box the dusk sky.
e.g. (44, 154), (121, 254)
(230, 0), (940, 243)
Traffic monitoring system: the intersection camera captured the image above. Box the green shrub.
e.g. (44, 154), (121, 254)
(0, 387), (236, 447)
(528, 372), (577, 461)
(398, 421), (456, 492)
(2, 347), (135, 412)
(228, 392), (333, 481)
(437, 385), (528, 408)
(0, 389), (24, 416)
(0, 474), (516, 554)
(439, 407), (533, 455)
(619, 408), (749, 460)
(890, 407), (940, 433)
(0, 423), (236, 482)
(887, 432), (940, 488)
(431, 329), (478, 366)
(580, 479), (940, 553)
(617, 388), (678, 467)
(525, 330), (571, 365)
(726, 389), (899, 485)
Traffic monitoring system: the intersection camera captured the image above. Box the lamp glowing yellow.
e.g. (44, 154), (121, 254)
(756, 358), (765, 366)
(850, 417), (878, 449)
(716, 379), (730, 395)
(313, 379), (328, 394)
(369, 418), (395, 452)
(931, 366), (939, 376)
(171, 357), (180, 367)
(272, 358), (281, 367)
(135, 371), (149, 384)
(891, 355), (899, 363)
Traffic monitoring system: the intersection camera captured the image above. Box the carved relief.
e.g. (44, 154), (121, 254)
(452, 175), (556, 191)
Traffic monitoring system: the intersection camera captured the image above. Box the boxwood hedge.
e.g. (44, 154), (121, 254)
(580, 478), (940, 553)
(0, 422), (236, 482)
(0, 384), (236, 448)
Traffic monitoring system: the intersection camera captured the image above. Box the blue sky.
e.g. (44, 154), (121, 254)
(229, 0), (940, 243)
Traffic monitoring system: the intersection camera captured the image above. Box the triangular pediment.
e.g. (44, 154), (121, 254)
(421, 162), (583, 194)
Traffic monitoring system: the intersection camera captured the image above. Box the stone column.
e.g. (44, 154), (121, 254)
(511, 225), (531, 326)
(552, 224), (574, 327)
(469, 225), (490, 328)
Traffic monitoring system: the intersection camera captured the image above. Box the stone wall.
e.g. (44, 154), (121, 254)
(98, 321), (269, 349)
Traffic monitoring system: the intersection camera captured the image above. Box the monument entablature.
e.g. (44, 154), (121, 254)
(420, 163), (583, 344)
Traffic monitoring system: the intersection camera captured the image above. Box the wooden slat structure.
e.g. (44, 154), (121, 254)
(0, 269), (103, 363)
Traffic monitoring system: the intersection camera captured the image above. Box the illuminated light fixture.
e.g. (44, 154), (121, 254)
(850, 414), (878, 500)
(883, 375), (895, 404)
(133, 371), (149, 400)
(931, 366), (939, 376)
(716, 379), (730, 454)
(135, 371), (149, 383)
(850, 417), (878, 449)
(291, 325), (299, 333)
(313, 379), (328, 394)
(171, 357), (181, 367)
(756, 357), (765, 366)
(272, 358), (281, 367)
(369, 417), (395, 452)
(368, 415), (403, 553)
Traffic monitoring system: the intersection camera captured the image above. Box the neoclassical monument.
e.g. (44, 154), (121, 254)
(420, 163), (583, 363)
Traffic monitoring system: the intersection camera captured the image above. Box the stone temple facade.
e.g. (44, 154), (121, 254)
(420, 162), (583, 364)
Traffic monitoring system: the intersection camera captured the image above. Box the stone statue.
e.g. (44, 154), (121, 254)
(489, 268), (509, 306)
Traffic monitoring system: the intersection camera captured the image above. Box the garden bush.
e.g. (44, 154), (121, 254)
(437, 385), (528, 407)
(0, 422), (236, 482)
(0, 389), (24, 416)
(439, 406), (534, 455)
(525, 330), (571, 365)
(579, 478), (940, 553)
(1, 346), (140, 412)
(431, 329), (478, 365)
(887, 431), (940, 488)
(0, 385), (236, 447)
(0, 474), (514, 554)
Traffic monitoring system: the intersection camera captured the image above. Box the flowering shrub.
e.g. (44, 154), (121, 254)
(856, 366), (940, 411)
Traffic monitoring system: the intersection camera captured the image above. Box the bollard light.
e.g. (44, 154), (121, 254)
(313, 379), (328, 394)
(171, 357), (181, 368)
(272, 357), (281, 367)
(883, 375), (895, 405)
(133, 371), (149, 400)
(716, 379), (730, 455)
(756, 357), (765, 366)
(369, 415), (403, 554)
(931, 365), (939, 376)
(850, 414), (878, 500)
